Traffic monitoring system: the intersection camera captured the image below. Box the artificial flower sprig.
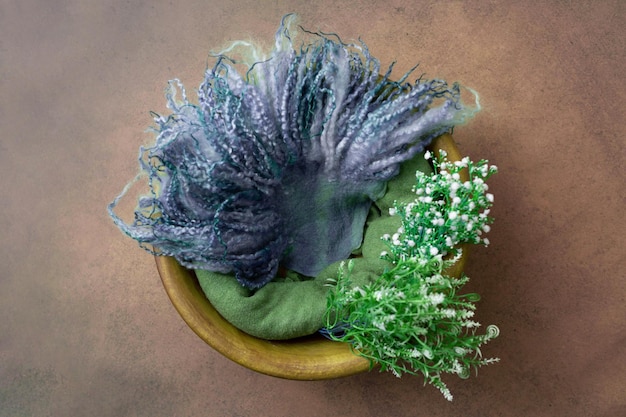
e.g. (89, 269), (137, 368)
(325, 151), (499, 401)
(382, 149), (497, 262)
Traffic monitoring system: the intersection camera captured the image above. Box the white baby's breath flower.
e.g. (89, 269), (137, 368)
(461, 310), (475, 319)
(441, 387), (453, 402)
(409, 348), (422, 358)
(389, 207), (397, 216)
(373, 319), (386, 331)
(426, 274), (443, 284)
(429, 246), (439, 256)
(424, 150), (432, 160)
(486, 193), (494, 202)
(428, 293), (445, 305)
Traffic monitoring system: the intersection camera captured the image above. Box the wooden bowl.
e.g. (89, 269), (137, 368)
(156, 133), (468, 380)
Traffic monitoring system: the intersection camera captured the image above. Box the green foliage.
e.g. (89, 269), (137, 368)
(324, 151), (500, 401)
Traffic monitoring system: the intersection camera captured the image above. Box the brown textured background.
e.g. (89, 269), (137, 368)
(1, 1), (624, 416)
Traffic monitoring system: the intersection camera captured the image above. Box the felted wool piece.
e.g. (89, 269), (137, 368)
(108, 15), (479, 290)
(196, 153), (432, 340)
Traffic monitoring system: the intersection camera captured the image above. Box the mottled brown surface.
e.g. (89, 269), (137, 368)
(1, 1), (624, 416)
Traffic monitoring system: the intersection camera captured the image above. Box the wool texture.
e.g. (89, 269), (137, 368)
(109, 15), (479, 289)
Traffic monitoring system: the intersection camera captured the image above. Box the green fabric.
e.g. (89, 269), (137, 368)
(196, 154), (432, 340)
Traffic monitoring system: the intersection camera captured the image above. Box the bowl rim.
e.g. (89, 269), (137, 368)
(155, 133), (468, 380)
